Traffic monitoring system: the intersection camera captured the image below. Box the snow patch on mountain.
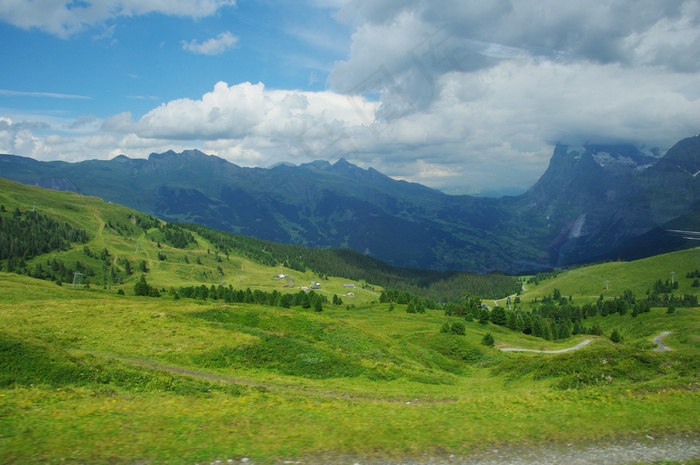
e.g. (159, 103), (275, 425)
(592, 152), (637, 168)
(568, 213), (587, 239)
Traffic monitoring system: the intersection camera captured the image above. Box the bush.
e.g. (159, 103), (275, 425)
(440, 321), (466, 335)
(609, 328), (623, 343)
(481, 332), (495, 347)
(450, 321), (466, 335)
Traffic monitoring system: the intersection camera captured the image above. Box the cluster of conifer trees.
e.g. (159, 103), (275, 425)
(0, 207), (88, 271)
(176, 284), (329, 312)
(427, 276), (696, 342)
(133, 274), (161, 297)
(161, 223), (196, 248)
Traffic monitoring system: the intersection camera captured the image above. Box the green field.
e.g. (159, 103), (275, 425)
(0, 179), (699, 464)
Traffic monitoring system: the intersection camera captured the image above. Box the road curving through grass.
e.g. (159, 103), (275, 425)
(653, 331), (673, 352)
(499, 339), (593, 353)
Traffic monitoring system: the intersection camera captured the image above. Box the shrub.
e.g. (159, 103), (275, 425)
(609, 328), (623, 343)
(450, 321), (466, 335)
(481, 332), (495, 347)
(441, 321), (466, 335)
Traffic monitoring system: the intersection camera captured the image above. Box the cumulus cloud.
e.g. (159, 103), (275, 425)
(182, 31), (239, 55)
(0, 0), (236, 38)
(0, 117), (52, 160)
(103, 81), (380, 158)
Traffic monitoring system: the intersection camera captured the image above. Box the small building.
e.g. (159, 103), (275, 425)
(343, 283), (356, 288)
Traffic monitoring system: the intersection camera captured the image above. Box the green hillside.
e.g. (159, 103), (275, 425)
(518, 250), (700, 304)
(0, 179), (698, 464)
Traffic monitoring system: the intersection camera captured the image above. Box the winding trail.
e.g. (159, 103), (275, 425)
(308, 433), (700, 465)
(69, 349), (457, 404)
(653, 331), (673, 352)
(500, 339), (592, 353)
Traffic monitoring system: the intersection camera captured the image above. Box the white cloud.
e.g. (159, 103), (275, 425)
(181, 31), (239, 55)
(105, 80), (379, 145)
(0, 0), (236, 38)
(0, 89), (90, 99)
(0, 117), (52, 160)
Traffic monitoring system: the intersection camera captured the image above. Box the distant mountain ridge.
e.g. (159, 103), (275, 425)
(1, 135), (699, 272)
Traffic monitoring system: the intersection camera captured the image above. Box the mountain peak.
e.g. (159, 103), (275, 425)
(659, 134), (700, 174)
(584, 143), (660, 170)
(268, 161), (296, 169)
(300, 160), (332, 170)
(148, 149), (210, 161)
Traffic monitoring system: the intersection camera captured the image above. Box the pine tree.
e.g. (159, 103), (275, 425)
(481, 332), (495, 347)
(506, 311), (518, 331)
(406, 301), (416, 313)
(490, 306), (507, 326)
(478, 307), (490, 325)
(609, 328), (623, 343)
(532, 317), (544, 337)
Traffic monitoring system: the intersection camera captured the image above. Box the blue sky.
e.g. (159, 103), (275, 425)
(1, 0), (699, 195)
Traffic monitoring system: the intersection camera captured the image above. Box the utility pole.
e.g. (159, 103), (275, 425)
(671, 271), (676, 284)
(135, 242), (141, 253)
(605, 280), (609, 291)
(72, 272), (84, 289)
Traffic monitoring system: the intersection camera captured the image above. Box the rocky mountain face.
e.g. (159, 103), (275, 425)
(1, 136), (698, 272)
(510, 137), (700, 265)
(512, 144), (658, 266)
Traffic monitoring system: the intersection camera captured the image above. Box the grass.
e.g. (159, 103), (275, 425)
(1, 272), (698, 464)
(0, 179), (699, 464)
(517, 248), (700, 305)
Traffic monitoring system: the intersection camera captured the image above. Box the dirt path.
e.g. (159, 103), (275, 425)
(653, 331), (673, 352)
(88, 353), (456, 404)
(304, 432), (700, 465)
(499, 339), (592, 353)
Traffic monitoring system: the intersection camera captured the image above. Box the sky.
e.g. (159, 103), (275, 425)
(1, 0), (699, 196)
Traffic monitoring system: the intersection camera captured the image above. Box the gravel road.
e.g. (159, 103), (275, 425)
(499, 339), (592, 353)
(653, 331), (673, 352)
(209, 432), (700, 465)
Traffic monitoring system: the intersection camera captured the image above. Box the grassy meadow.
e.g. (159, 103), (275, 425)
(0, 179), (699, 464)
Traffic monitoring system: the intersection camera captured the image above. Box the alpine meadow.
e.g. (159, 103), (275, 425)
(0, 177), (698, 464)
(3, 2), (700, 463)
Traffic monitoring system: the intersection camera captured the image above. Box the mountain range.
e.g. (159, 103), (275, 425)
(1, 135), (699, 273)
